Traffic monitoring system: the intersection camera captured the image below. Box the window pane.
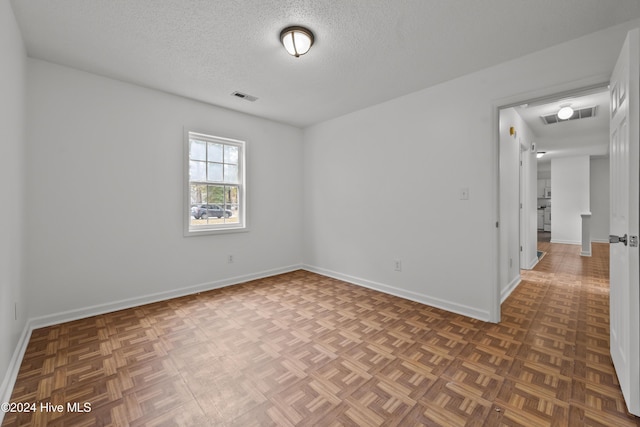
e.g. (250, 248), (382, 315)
(190, 184), (207, 205)
(225, 186), (238, 207)
(190, 140), (206, 161)
(207, 185), (224, 204)
(224, 164), (238, 184)
(208, 143), (223, 163)
(225, 186), (239, 224)
(190, 160), (206, 181)
(208, 162), (223, 181)
(189, 184), (207, 227)
(224, 145), (239, 164)
(187, 131), (245, 233)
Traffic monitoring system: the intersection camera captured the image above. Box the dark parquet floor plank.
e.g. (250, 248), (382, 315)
(3, 242), (640, 426)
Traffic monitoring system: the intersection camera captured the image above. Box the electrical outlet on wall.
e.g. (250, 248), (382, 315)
(459, 187), (469, 200)
(227, 254), (234, 263)
(394, 260), (402, 272)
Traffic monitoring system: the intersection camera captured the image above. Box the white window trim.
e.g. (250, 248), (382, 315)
(183, 129), (248, 236)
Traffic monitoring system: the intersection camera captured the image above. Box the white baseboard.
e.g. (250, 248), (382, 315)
(523, 256), (538, 270)
(592, 238), (610, 243)
(501, 275), (522, 303)
(0, 322), (32, 425)
(550, 239), (581, 245)
(302, 265), (491, 322)
(29, 264), (303, 330)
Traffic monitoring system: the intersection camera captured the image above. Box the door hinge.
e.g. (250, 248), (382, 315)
(520, 246), (523, 252)
(496, 221), (499, 228)
(631, 235), (638, 247)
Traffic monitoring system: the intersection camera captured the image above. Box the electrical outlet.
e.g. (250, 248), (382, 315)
(394, 260), (402, 272)
(227, 254), (234, 263)
(460, 187), (469, 200)
(509, 258), (513, 268)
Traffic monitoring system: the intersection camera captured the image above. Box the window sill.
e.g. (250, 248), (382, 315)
(184, 226), (249, 237)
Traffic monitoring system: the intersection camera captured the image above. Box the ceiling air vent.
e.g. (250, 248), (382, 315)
(540, 106), (597, 125)
(231, 91), (258, 102)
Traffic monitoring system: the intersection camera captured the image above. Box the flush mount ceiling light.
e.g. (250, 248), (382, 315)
(537, 152), (546, 159)
(557, 106), (574, 120)
(280, 26), (314, 57)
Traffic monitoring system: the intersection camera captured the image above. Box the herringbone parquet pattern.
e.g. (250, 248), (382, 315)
(3, 242), (639, 426)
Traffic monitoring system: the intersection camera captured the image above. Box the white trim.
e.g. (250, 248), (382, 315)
(490, 101), (501, 323)
(550, 239), (581, 245)
(185, 226), (250, 237)
(0, 323), (32, 425)
(28, 264), (302, 330)
(302, 265), (491, 321)
(501, 275), (522, 303)
(524, 255), (539, 270)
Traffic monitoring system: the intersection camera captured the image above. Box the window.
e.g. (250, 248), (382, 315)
(185, 131), (246, 235)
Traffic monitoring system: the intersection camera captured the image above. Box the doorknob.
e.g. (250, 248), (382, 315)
(610, 234), (628, 245)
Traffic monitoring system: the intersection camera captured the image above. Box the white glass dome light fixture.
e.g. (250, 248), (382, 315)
(280, 26), (314, 57)
(557, 106), (574, 120)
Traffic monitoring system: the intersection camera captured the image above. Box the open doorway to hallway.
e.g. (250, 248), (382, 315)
(512, 85), (610, 249)
(498, 28), (640, 418)
(498, 84), (610, 305)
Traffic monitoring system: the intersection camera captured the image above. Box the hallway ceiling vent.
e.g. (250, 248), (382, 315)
(231, 91), (258, 102)
(540, 106), (597, 125)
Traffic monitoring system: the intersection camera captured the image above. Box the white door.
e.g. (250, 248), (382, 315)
(609, 28), (640, 417)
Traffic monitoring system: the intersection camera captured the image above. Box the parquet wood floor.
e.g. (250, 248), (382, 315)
(3, 242), (640, 426)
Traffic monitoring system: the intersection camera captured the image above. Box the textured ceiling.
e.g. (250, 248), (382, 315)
(10, 0), (640, 127)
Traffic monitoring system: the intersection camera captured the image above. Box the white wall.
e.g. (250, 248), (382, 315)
(303, 19), (640, 322)
(538, 132), (609, 159)
(538, 161), (551, 180)
(25, 59), (304, 321)
(499, 107), (538, 302)
(591, 157), (610, 242)
(551, 156), (591, 244)
(0, 0), (27, 406)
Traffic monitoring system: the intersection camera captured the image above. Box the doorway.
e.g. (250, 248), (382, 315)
(495, 29), (640, 418)
(498, 84), (610, 304)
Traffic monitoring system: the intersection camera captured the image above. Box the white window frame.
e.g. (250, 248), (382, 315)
(184, 129), (247, 236)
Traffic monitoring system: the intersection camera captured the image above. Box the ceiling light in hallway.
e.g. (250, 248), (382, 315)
(557, 106), (574, 120)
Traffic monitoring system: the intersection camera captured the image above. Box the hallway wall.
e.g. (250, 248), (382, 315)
(591, 157), (610, 242)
